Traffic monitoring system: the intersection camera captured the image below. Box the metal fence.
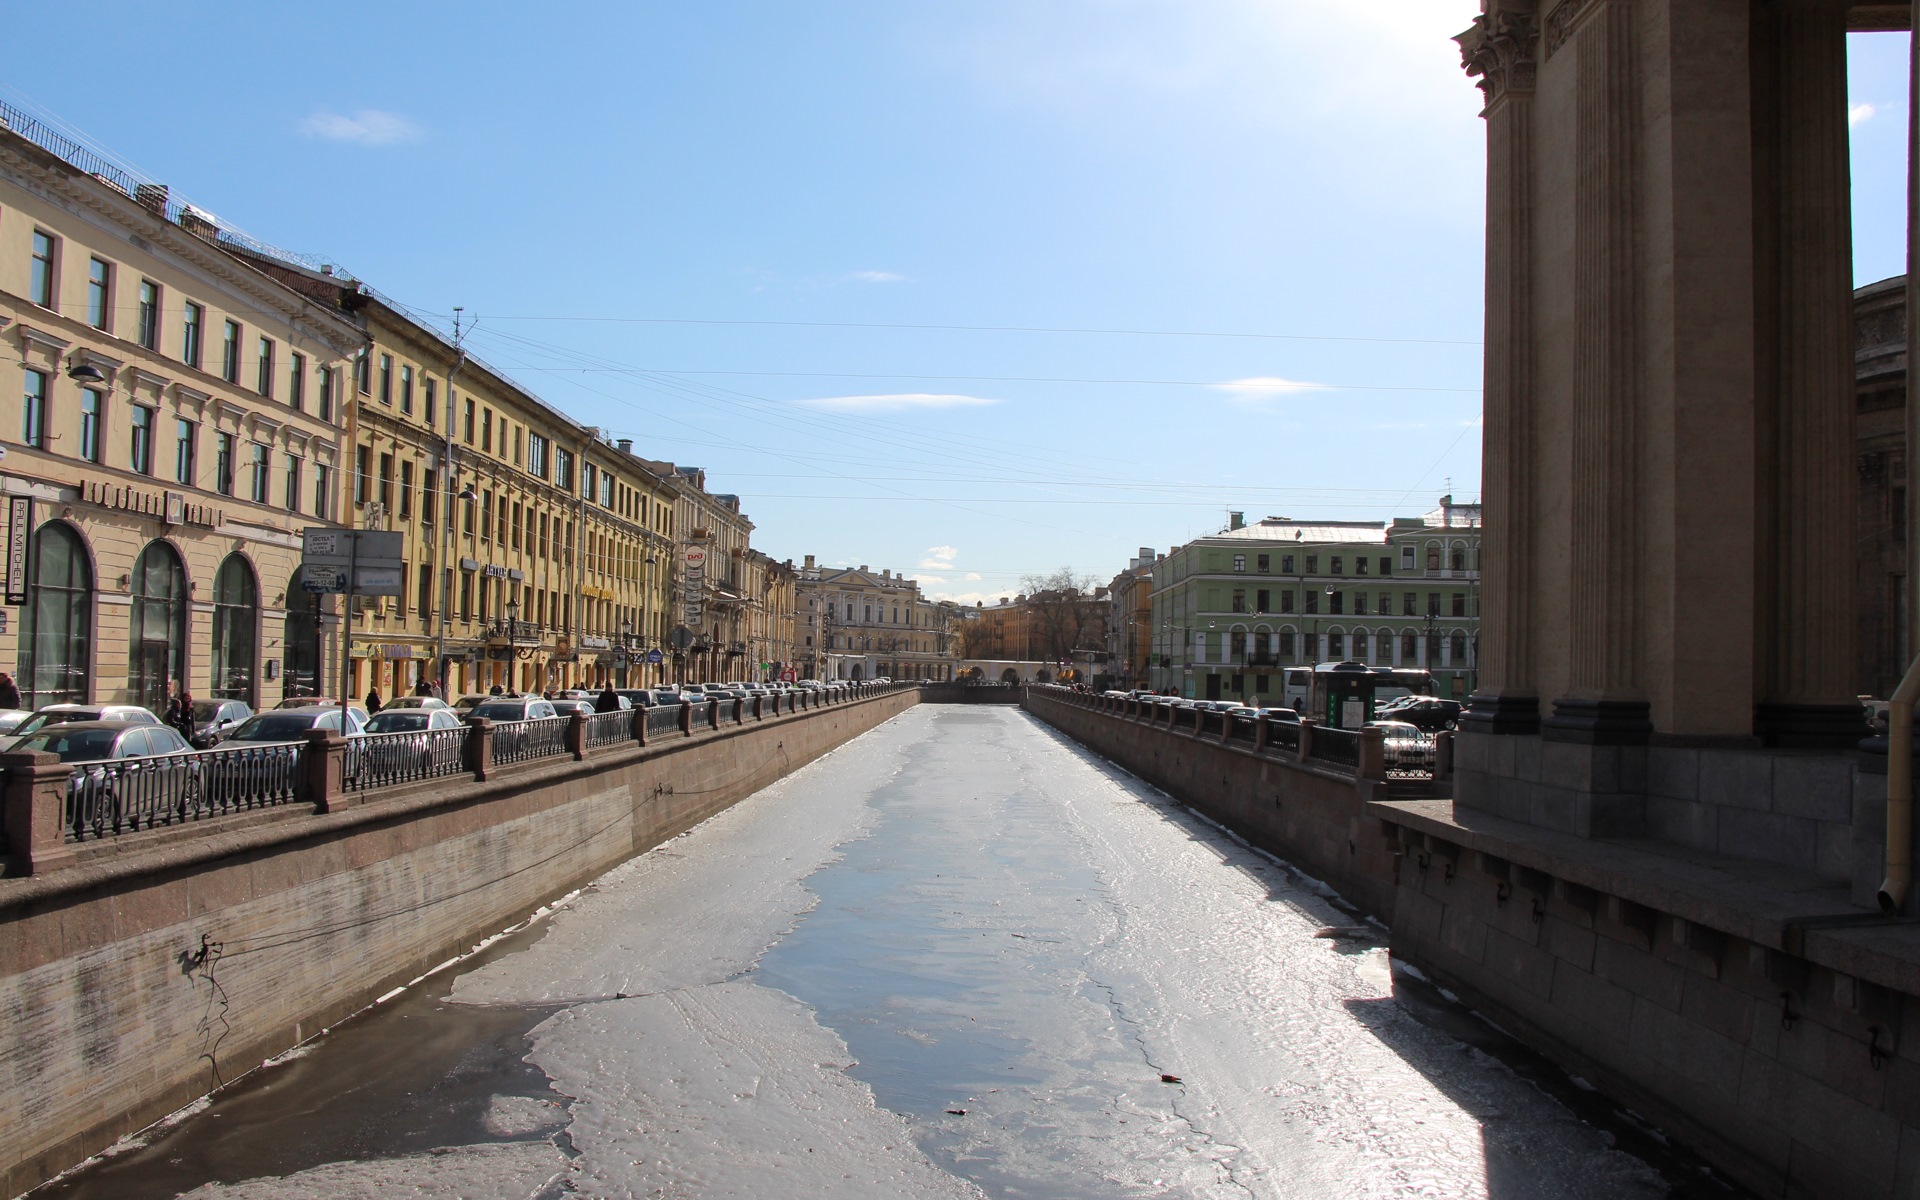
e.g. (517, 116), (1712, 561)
(65, 741), (304, 842)
(348, 727), (467, 791)
(490, 716), (571, 765)
(646, 705), (685, 740)
(586, 709), (632, 749)
(1306, 726), (1361, 771)
(1267, 720), (1302, 753)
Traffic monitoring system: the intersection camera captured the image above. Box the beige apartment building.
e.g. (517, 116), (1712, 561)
(795, 558), (955, 682)
(0, 113), (362, 713)
(743, 549), (798, 680)
(640, 459), (755, 683)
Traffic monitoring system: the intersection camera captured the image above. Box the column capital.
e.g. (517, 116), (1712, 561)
(1457, 5), (1539, 109)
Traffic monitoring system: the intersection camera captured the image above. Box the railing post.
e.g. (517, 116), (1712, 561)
(1, 751), (75, 874)
(566, 710), (588, 761)
(680, 700), (694, 736)
(1435, 730), (1455, 780)
(1191, 706), (1205, 739)
(732, 698), (745, 725)
(1219, 712), (1234, 746)
(301, 729), (347, 812)
(1297, 718), (1316, 764)
(752, 695), (764, 720)
(1358, 726), (1387, 781)
(708, 700), (722, 731)
(466, 716), (495, 781)
(1254, 714), (1270, 753)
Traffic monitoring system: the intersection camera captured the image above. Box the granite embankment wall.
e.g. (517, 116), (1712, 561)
(1029, 688), (1920, 1199)
(0, 686), (918, 1197)
(1021, 688), (1402, 919)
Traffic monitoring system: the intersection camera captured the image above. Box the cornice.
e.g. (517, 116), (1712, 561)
(1458, 6), (1539, 107)
(1544, 0), (1600, 58)
(14, 322), (70, 353)
(0, 136), (363, 357)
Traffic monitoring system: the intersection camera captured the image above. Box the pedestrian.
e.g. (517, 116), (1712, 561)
(0, 671), (20, 711)
(172, 688), (197, 744)
(413, 676), (432, 697)
(365, 686), (383, 715)
(594, 683), (620, 713)
(489, 684), (504, 696)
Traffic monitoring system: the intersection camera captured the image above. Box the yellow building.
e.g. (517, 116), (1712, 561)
(0, 112), (361, 712)
(744, 550), (798, 681)
(639, 460), (755, 684)
(238, 264), (679, 700)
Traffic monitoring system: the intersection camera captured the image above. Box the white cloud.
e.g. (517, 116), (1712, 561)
(849, 270), (908, 283)
(301, 109), (422, 146)
(800, 393), (1002, 412)
(918, 545), (959, 570)
(1851, 102), (1877, 127)
(964, 572), (982, 582)
(919, 588), (1001, 607)
(1207, 376), (1327, 407)
(912, 573), (948, 586)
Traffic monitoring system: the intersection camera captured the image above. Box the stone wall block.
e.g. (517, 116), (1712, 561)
(1547, 960), (1636, 1055)
(1439, 901), (1488, 964)
(1699, 749), (1775, 812)
(1629, 995), (1744, 1088)
(1768, 753), (1852, 825)
(1715, 809), (1818, 871)
(1643, 796), (1719, 852)
(1647, 747), (1701, 801)
(1512, 732), (1541, 783)
(1541, 913), (1597, 972)
(1483, 926), (1555, 998)
(1594, 925), (1683, 1008)
(1679, 972), (1755, 1047)
(0, 752), (76, 874)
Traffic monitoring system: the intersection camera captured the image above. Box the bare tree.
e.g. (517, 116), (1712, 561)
(1019, 568), (1105, 663)
(956, 612), (998, 659)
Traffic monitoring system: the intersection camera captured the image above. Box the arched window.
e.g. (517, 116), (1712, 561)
(128, 540), (188, 713)
(211, 554), (258, 703)
(20, 521), (92, 707)
(284, 567), (323, 702)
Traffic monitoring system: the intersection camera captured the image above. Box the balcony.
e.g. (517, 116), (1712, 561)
(483, 619), (545, 648)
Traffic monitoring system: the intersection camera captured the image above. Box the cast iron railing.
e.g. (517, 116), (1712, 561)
(586, 709), (631, 748)
(490, 716), (570, 765)
(348, 727), (466, 790)
(65, 741), (303, 842)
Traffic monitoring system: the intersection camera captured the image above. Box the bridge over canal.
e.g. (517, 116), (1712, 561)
(25, 700), (1708, 1200)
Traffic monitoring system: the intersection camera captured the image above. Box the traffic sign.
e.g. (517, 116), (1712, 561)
(302, 566), (348, 594)
(644, 648), (665, 664)
(301, 528), (404, 570)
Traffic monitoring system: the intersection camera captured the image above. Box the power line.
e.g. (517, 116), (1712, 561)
(501, 365), (1483, 394)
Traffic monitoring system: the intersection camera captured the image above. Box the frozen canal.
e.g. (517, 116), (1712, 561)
(43, 705), (1722, 1199)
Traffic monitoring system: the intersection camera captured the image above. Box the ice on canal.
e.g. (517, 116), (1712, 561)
(179, 705), (1670, 1199)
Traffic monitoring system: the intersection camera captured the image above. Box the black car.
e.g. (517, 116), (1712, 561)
(1381, 698), (1462, 732)
(188, 698), (254, 749)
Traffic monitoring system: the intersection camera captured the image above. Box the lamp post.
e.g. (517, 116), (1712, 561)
(644, 553), (657, 687)
(620, 616), (634, 688)
(432, 309), (471, 700)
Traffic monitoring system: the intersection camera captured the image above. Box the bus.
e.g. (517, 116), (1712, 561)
(1282, 662), (1435, 729)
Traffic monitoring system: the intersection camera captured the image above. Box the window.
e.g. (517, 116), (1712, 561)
(480, 491), (493, 542)
(1401, 545), (1415, 570)
(481, 408), (493, 451)
(513, 426), (521, 466)
(285, 456), (303, 513)
(417, 564), (433, 622)
(1256, 554), (1270, 572)
(222, 320), (242, 383)
(211, 554), (257, 704)
(1355, 593), (1368, 615)
(1281, 554), (1294, 574)
(79, 388), (104, 463)
(1354, 632), (1369, 659)
(399, 460), (413, 519)
(318, 366), (335, 422)
(512, 502), (522, 550)
(1380, 556), (1393, 575)
(1331, 556), (1344, 575)
(182, 301), (203, 368)
(463, 399), (475, 443)
(1379, 591), (1391, 614)
(21, 522), (92, 706)
(1403, 593), (1417, 616)
(87, 258), (111, 329)
(1428, 547), (1441, 571)
(137, 280), (160, 349)
(1305, 590), (1318, 615)
(379, 354), (394, 405)
(314, 463), (333, 517)
(22, 369), (47, 449)
(582, 461), (596, 500)
(1232, 554), (1245, 572)
(354, 445), (370, 504)
(1428, 592), (1441, 616)
(1305, 555), (1318, 574)
(1452, 592), (1467, 617)
(1403, 633), (1418, 661)
(528, 433), (549, 478)
(216, 432), (236, 496)
(555, 448), (574, 490)
(1452, 549), (1467, 572)
(600, 472), (614, 508)
(424, 378), (437, 429)
(378, 452), (393, 512)
(172, 419), (196, 485)
(129, 405), (154, 474)
(1329, 590), (1344, 615)
(355, 350), (371, 395)
(256, 337), (275, 397)
(422, 468), (437, 526)
(288, 353), (306, 411)
(250, 443), (271, 503)
(1356, 557), (1369, 575)
(1231, 589), (1246, 613)
(29, 231), (56, 308)
(1256, 589), (1270, 614)
(399, 364), (413, 414)
(460, 570), (473, 621)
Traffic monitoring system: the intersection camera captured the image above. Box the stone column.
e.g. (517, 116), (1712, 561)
(1752, 1), (1864, 747)
(1542, 0), (1652, 746)
(1458, 2), (1541, 734)
(1910, 0), (1920, 670)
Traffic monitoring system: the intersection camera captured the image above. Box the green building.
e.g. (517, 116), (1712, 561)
(1147, 498), (1481, 704)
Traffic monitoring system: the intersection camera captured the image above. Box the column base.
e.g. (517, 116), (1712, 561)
(1754, 701), (1868, 750)
(1459, 690), (1540, 735)
(1541, 697), (1652, 746)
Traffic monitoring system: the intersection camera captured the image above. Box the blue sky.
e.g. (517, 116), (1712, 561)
(6, 7), (1908, 603)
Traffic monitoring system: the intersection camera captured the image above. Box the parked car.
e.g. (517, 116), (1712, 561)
(548, 698), (598, 718)
(188, 698), (254, 749)
(379, 695), (452, 713)
(1379, 698), (1462, 732)
(0, 709), (32, 736)
(469, 697), (559, 723)
(224, 706), (369, 786)
(17, 721), (198, 838)
(616, 689), (655, 709)
(650, 688), (695, 706)
(362, 708), (466, 776)
(1365, 720), (1437, 772)
(452, 695), (490, 713)
(0, 703), (161, 751)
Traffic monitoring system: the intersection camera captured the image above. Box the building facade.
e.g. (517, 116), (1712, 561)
(795, 559), (953, 681)
(1106, 548), (1158, 689)
(0, 115), (361, 713)
(1855, 274), (1907, 703)
(642, 461), (754, 684)
(973, 589), (1109, 672)
(1149, 503), (1481, 704)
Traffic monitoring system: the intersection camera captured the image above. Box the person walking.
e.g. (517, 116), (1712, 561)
(594, 683), (620, 713)
(171, 688), (197, 745)
(413, 676), (432, 697)
(0, 672), (21, 711)
(365, 687), (383, 715)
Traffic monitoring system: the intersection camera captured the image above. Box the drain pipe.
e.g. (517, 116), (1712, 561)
(1878, 653), (1920, 912)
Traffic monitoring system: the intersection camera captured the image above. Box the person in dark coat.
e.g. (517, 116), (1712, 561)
(0, 672), (21, 710)
(365, 687), (383, 715)
(594, 684), (620, 713)
(171, 689), (197, 744)
(413, 677), (432, 696)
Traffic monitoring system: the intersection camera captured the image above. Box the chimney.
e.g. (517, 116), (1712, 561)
(804, 554), (815, 569)
(1229, 512), (1245, 530)
(134, 183), (168, 215)
(618, 438), (633, 454)
(859, 565), (868, 573)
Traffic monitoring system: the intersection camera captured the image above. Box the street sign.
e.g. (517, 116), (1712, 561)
(669, 625), (694, 651)
(301, 528), (404, 570)
(5, 496), (31, 605)
(644, 648), (665, 664)
(355, 566), (403, 596)
(302, 565), (348, 594)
